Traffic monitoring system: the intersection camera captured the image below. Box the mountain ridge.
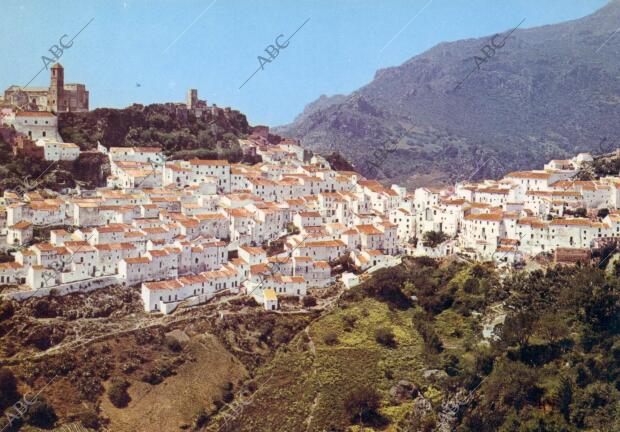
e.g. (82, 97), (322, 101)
(276, 0), (620, 188)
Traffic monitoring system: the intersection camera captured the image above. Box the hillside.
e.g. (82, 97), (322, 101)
(277, 0), (620, 188)
(0, 288), (313, 431)
(0, 136), (99, 194)
(578, 150), (620, 179)
(58, 104), (250, 157)
(0, 256), (617, 431)
(0, 103), (255, 194)
(206, 257), (619, 432)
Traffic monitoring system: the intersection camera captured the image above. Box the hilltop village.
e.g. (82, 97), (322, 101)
(1, 129), (619, 312)
(1, 83), (620, 313)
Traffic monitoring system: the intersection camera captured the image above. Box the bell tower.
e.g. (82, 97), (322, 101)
(187, 88), (198, 109)
(48, 63), (65, 112)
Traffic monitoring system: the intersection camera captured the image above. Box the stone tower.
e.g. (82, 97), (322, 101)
(187, 88), (198, 109)
(48, 63), (65, 112)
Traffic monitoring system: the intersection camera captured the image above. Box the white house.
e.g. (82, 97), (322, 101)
(13, 111), (61, 141)
(238, 245), (267, 265)
(7, 221), (33, 246)
(253, 287), (278, 310)
(36, 139), (80, 161)
(294, 240), (347, 262)
(293, 211), (323, 229)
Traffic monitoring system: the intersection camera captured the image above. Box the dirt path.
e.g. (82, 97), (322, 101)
(2, 289), (322, 367)
(305, 326), (316, 356)
(301, 283), (350, 431)
(303, 325), (322, 432)
(1, 304), (219, 366)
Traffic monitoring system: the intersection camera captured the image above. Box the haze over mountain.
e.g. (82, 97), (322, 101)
(276, 0), (620, 187)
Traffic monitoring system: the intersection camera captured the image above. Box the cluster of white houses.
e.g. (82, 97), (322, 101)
(2, 138), (620, 312)
(0, 110), (82, 161)
(416, 153), (620, 262)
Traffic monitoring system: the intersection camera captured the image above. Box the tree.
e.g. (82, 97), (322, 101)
(463, 276), (480, 294)
(535, 312), (569, 343)
(582, 283), (619, 334)
(33, 299), (54, 318)
(440, 352), (461, 376)
(422, 230), (449, 248)
(25, 399), (57, 428)
(0, 368), (17, 408)
(272, 326), (294, 344)
(344, 386), (381, 425)
(302, 296), (317, 308)
(342, 314), (357, 331)
(553, 376), (573, 421)
(597, 208), (610, 219)
(286, 222), (300, 235)
(108, 377), (131, 408)
(499, 310), (537, 348)
(484, 359), (542, 411)
(0, 301), (14, 321)
(574, 208), (587, 218)
(569, 382), (613, 428)
(362, 267), (411, 310)
(26, 326), (52, 350)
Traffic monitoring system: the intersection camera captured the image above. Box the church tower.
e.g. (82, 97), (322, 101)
(187, 88), (198, 109)
(48, 63), (65, 112)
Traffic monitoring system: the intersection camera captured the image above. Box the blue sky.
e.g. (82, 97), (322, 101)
(0, 0), (609, 126)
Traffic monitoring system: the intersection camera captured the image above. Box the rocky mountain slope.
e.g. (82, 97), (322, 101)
(277, 0), (620, 187)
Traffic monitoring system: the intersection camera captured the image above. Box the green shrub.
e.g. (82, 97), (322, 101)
(463, 277), (480, 294)
(343, 386), (384, 426)
(422, 230), (448, 248)
(323, 332), (339, 346)
(302, 296), (317, 307)
(414, 320), (443, 354)
(223, 390), (234, 403)
(33, 299), (56, 318)
(375, 327), (397, 348)
(342, 313), (358, 331)
(362, 267), (411, 310)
